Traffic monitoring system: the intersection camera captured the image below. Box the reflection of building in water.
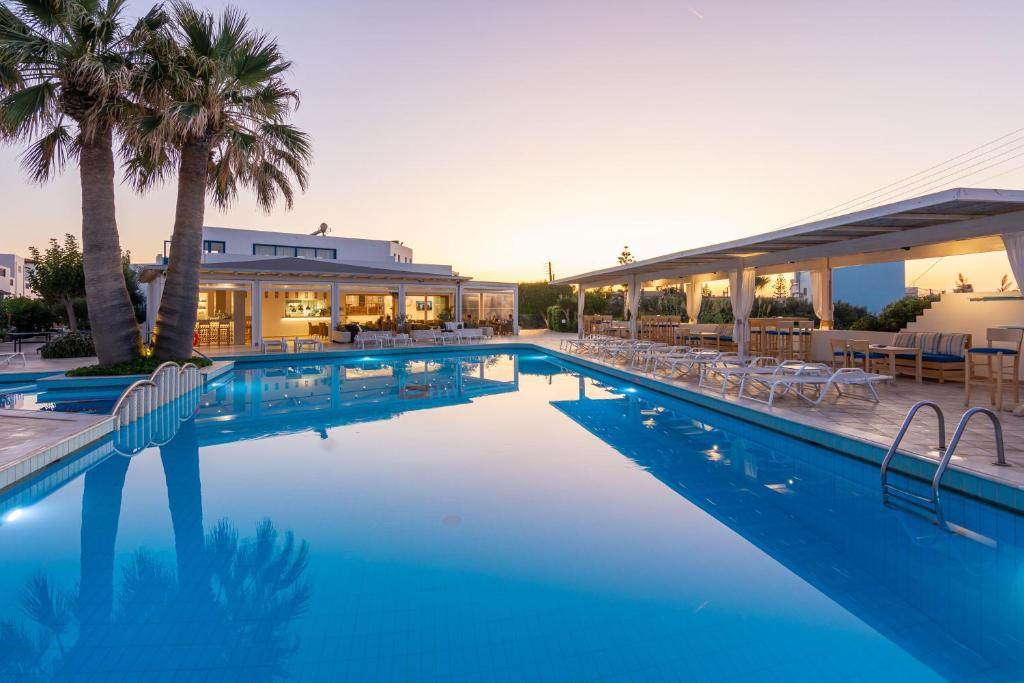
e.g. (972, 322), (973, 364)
(194, 354), (521, 444)
(549, 381), (1024, 682)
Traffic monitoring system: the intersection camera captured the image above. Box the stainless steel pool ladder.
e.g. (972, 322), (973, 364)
(881, 401), (1007, 512)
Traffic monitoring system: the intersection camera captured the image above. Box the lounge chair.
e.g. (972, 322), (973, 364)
(261, 337), (287, 353)
(0, 351), (27, 368)
(294, 338), (323, 352)
(699, 356), (787, 395)
(654, 349), (721, 378)
(739, 366), (890, 407)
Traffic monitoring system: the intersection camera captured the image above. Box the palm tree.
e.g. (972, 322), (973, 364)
(129, 2), (311, 360)
(0, 0), (162, 363)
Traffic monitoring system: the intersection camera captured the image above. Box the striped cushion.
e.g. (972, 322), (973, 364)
(893, 332), (916, 348)
(934, 333), (969, 357)
(916, 332), (942, 354)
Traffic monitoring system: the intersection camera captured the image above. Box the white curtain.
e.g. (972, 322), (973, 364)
(626, 277), (641, 337)
(1003, 233), (1024, 292)
(685, 282), (703, 324)
(729, 267), (756, 355)
(811, 268), (833, 330)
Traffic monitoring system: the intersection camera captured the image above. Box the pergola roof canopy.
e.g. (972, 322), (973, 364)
(553, 188), (1024, 286)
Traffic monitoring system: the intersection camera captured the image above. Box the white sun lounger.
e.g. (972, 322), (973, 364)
(739, 366), (891, 407)
(698, 356), (792, 395)
(654, 349), (721, 378)
(0, 352), (27, 368)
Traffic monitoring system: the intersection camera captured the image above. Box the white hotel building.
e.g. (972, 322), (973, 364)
(139, 226), (518, 347)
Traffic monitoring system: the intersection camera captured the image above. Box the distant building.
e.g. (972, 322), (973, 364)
(140, 225), (518, 348)
(0, 254), (31, 298)
(794, 262), (906, 313)
(158, 226), (415, 266)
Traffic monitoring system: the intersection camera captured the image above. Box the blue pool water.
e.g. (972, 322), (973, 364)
(1, 350), (1023, 681)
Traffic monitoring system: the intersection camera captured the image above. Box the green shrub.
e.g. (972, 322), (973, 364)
(39, 331), (96, 358)
(0, 296), (57, 333)
(66, 356), (212, 377)
(833, 300), (870, 330)
(850, 315), (881, 331)
(875, 295), (937, 332)
(518, 313), (546, 329)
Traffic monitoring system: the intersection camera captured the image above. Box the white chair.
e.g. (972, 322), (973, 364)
(355, 332), (384, 349)
(294, 338), (323, 352)
(391, 333), (412, 347)
(261, 337), (287, 353)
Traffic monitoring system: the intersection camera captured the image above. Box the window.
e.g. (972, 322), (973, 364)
(253, 244), (337, 259)
(203, 240), (226, 253)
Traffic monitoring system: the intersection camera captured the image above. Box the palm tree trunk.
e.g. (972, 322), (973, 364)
(79, 126), (143, 364)
(153, 137), (211, 360)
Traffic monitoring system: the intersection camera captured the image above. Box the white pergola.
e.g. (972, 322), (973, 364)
(553, 187), (1024, 356)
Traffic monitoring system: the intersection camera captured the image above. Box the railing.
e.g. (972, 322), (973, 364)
(882, 401), (1008, 514)
(111, 362), (204, 430)
(112, 387), (203, 456)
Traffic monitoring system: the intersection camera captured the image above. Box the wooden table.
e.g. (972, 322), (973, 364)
(870, 344), (922, 383)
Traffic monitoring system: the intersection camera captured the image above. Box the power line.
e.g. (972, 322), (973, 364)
(781, 126), (1024, 227)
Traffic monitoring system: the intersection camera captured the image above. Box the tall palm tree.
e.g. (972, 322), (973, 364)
(129, 2), (311, 360)
(0, 0), (162, 363)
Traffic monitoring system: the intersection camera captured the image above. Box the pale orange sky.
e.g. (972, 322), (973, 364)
(0, 0), (1022, 291)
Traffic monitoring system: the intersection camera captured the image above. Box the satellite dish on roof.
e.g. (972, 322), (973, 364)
(310, 222), (330, 236)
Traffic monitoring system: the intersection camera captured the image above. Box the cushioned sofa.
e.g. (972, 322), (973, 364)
(891, 331), (972, 383)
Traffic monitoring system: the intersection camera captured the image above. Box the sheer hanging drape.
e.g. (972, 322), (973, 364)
(811, 268), (833, 330)
(685, 282), (703, 324)
(729, 268), (756, 355)
(1003, 233), (1024, 292)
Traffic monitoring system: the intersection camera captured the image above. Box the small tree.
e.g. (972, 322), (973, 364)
(954, 273), (973, 293)
(998, 274), (1015, 292)
(28, 235), (85, 331)
(617, 246), (636, 264)
(772, 274), (788, 299)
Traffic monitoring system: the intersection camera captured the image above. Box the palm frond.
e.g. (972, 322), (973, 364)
(19, 119), (76, 180)
(0, 79), (56, 136)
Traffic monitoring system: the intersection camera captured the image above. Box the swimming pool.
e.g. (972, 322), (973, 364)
(0, 350), (1021, 681)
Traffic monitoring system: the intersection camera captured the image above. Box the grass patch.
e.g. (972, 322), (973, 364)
(66, 356), (213, 377)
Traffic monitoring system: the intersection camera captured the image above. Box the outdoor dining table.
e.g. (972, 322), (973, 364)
(869, 344), (922, 384)
(9, 331), (54, 352)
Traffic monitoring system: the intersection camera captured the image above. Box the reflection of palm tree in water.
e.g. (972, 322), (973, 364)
(0, 420), (311, 679)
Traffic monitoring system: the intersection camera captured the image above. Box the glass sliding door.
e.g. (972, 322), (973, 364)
(195, 286), (251, 346)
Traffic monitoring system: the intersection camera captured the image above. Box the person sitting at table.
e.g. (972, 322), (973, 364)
(344, 322), (362, 344)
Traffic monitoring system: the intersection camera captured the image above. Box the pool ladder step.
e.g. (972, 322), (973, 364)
(880, 401), (1007, 513)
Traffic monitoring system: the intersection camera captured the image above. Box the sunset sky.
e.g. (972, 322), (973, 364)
(1, 0), (1021, 289)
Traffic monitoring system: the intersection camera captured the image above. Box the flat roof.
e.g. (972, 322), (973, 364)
(553, 187), (1024, 285)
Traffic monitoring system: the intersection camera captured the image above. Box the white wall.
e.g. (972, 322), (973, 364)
(201, 227), (412, 264)
(0, 254), (29, 297)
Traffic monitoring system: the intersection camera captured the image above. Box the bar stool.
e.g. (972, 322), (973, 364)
(966, 327), (1023, 411)
(748, 319), (766, 355)
(793, 320), (814, 361)
(767, 320), (796, 360)
(829, 338), (850, 370)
